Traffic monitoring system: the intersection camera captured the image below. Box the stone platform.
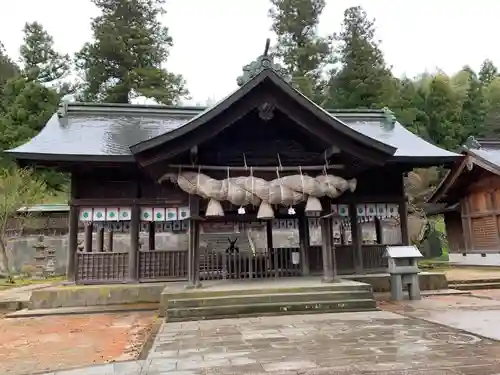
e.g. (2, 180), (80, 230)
(160, 278), (377, 321)
(21, 272), (447, 316)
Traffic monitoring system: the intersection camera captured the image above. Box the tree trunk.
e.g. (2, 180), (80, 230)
(0, 237), (12, 282)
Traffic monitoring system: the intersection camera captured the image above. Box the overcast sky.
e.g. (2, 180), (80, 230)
(1, 0), (499, 104)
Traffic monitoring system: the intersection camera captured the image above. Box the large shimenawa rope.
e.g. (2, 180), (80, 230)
(162, 171), (356, 219)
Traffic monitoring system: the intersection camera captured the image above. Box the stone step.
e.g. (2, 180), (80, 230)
(448, 278), (500, 285)
(168, 290), (374, 309)
(449, 282), (500, 291)
(166, 299), (377, 322)
(162, 282), (372, 301)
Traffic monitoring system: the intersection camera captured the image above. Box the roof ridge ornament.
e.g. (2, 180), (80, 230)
(236, 38), (288, 87)
(382, 107), (396, 130)
(463, 136), (481, 150)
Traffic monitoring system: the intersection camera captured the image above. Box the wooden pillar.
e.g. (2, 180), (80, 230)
(66, 205), (79, 282)
(84, 223), (93, 252)
(321, 201), (335, 282)
(320, 217), (334, 282)
(106, 228), (114, 252)
(148, 222), (155, 250)
(349, 203), (363, 273)
(187, 196), (201, 288)
(96, 226), (104, 252)
(461, 198), (473, 253)
(298, 214), (310, 276)
(128, 205), (139, 281)
(398, 199), (410, 246)
(266, 220), (273, 250)
(193, 220), (201, 286)
(374, 217), (383, 244)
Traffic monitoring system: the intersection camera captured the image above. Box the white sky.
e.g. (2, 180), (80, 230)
(1, 0), (499, 104)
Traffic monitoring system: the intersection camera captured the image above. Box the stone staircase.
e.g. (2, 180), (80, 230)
(160, 279), (377, 322)
(449, 278), (500, 291)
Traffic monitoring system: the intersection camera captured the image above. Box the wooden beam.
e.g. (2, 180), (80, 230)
(166, 164), (344, 172)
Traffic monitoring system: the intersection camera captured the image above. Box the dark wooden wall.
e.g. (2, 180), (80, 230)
(460, 173), (500, 252)
(444, 211), (464, 253)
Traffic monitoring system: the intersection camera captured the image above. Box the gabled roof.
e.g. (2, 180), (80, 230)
(130, 69), (396, 161)
(429, 136), (500, 203)
(6, 69), (459, 167)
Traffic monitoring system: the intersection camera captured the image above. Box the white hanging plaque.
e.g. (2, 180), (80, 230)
(178, 206), (190, 220)
(291, 252), (300, 265)
(165, 207), (178, 221)
(376, 203), (387, 218)
(338, 204), (349, 217)
(93, 208), (106, 221)
(79, 208), (93, 221)
(119, 207), (132, 221)
(141, 207), (153, 221)
(153, 207), (166, 221)
(106, 207), (119, 221)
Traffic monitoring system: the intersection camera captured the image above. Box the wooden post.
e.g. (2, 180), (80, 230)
(193, 220), (201, 286)
(298, 214), (310, 276)
(187, 196), (201, 288)
(106, 228), (114, 252)
(84, 223), (93, 252)
(398, 199), (410, 246)
(461, 198), (474, 253)
(374, 217), (383, 244)
(321, 201), (334, 282)
(96, 226), (104, 252)
(129, 205), (139, 281)
(349, 203), (363, 273)
(148, 222), (155, 250)
(320, 217), (334, 282)
(66, 205), (78, 282)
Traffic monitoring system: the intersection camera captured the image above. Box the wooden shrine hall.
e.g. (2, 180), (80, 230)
(7, 51), (460, 285)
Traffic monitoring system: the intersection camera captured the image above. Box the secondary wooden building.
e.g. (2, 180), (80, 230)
(7, 52), (458, 285)
(429, 137), (500, 254)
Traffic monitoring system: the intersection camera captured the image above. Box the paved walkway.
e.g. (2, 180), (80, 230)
(38, 310), (500, 374)
(382, 292), (500, 342)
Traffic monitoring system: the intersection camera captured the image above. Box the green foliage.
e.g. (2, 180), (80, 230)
(0, 167), (47, 278)
(425, 74), (462, 150)
(20, 22), (71, 86)
(326, 6), (396, 109)
(479, 59), (498, 86)
(269, 0), (331, 102)
(75, 0), (188, 104)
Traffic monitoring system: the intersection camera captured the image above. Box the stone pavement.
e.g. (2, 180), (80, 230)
(382, 292), (500, 342)
(38, 310), (500, 374)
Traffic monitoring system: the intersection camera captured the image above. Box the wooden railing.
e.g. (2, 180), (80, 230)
(362, 244), (388, 271)
(309, 244), (388, 275)
(138, 250), (188, 281)
(199, 247), (301, 280)
(76, 252), (129, 283)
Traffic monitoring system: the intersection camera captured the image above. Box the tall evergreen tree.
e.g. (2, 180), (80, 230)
(392, 78), (429, 139)
(20, 22), (71, 86)
(0, 42), (19, 95)
(326, 6), (396, 109)
(461, 69), (487, 139)
(479, 59), (498, 86)
(269, 0), (331, 102)
(76, 0), (187, 104)
(425, 74), (462, 150)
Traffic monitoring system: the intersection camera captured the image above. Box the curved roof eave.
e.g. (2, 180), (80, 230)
(129, 68), (397, 157)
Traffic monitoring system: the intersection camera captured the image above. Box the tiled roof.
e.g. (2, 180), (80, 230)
(7, 104), (458, 164)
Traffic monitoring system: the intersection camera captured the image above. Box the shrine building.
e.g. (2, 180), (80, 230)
(7, 52), (460, 285)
